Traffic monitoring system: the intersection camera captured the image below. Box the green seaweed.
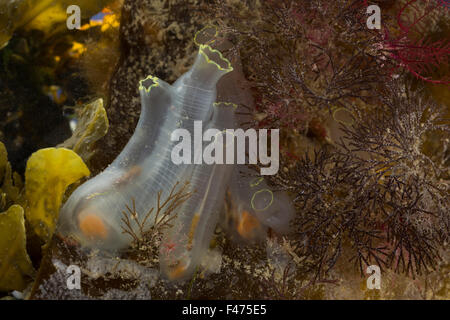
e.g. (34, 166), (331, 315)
(0, 204), (35, 292)
(0, 0), (113, 49)
(58, 98), (109, 164)
(0, 142), (22, 211)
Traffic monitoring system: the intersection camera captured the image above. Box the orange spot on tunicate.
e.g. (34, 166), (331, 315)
(168, 261), (187, 280)
(78, 213), (108, 240)
(237, 211), (261, 240)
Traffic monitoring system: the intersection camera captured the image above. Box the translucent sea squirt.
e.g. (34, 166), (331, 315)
(159, 102), (236, 280)
(57, 43), (233, 252)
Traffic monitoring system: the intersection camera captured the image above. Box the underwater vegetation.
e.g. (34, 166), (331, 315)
(0, 0), (112, 49)
(0, 0), (448, 300)
(207, 0), (449, 280)
(0, 0), (120, 174)
(0, 142), (90, 291)
(382, 0), (450, 84)
(0, 204), (34, 292)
